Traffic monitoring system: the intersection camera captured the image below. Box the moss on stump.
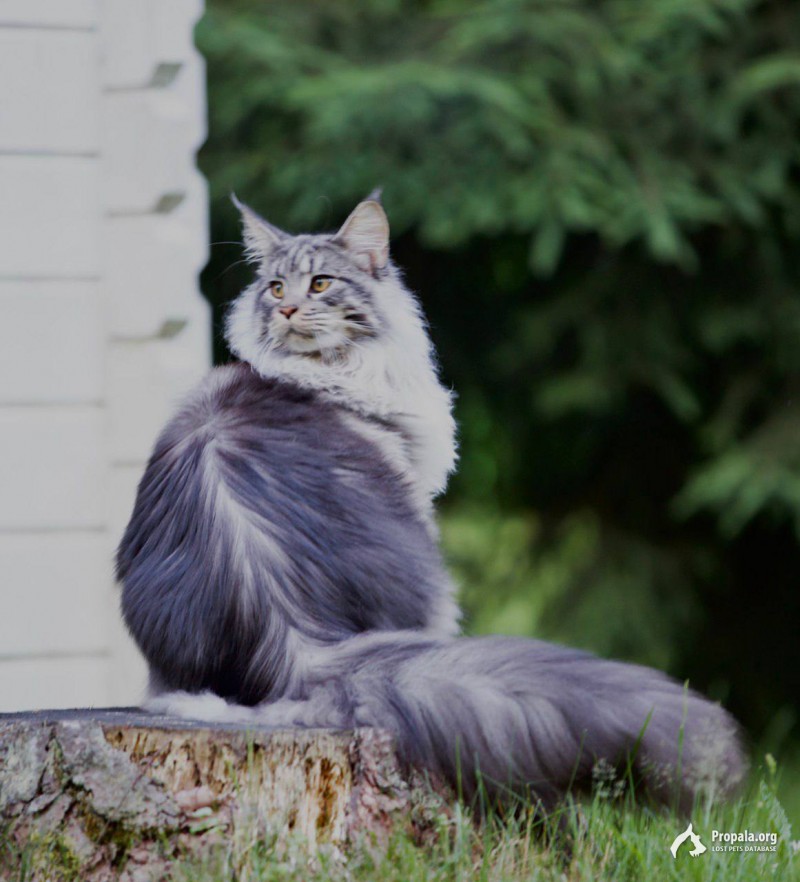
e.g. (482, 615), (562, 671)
(0, 709), (452, 881)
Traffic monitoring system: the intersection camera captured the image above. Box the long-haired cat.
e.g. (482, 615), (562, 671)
(117, 194), (745, 811)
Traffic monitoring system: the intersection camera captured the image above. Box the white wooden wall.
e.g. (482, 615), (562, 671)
(0, 0), (210, 709)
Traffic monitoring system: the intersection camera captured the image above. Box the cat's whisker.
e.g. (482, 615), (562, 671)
(211, 256), (251, 283)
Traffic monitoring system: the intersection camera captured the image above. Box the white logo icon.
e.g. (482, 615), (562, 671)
(670, 822), (707, 858)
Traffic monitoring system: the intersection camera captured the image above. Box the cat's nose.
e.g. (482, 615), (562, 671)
(279, 306), (299, 319)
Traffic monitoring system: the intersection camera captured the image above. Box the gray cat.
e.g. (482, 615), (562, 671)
(117, 194), (745, 811)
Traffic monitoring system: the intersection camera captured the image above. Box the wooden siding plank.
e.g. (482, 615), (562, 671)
(0, 30), (98, 153)
(0, 656), (109, 711)
(0, 406), (106, 529)
(0, 156), (99, 277)
(107, 331), (208, 463)
(0, 532), (109, 656)
(106, 186), (208, 338)
(103, 68), (206, 214)
(0, 281), (103, 404)
(0, 1), (97, 29)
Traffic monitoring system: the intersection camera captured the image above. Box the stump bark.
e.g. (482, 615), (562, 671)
(0, 709), (452, 881)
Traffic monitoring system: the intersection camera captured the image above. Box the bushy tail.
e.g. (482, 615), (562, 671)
(148, 632), (747, 812)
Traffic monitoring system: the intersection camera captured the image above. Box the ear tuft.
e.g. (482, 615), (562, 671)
(231, 193), (285, 260)
(335, 199), (390, 273)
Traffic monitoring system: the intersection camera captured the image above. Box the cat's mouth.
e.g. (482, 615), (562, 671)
(268, 312), (361, 358)
(278, 327), (348, 357)
(270, 319), (319, 349)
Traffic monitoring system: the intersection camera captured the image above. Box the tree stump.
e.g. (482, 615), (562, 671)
(0, 709), (452, 881)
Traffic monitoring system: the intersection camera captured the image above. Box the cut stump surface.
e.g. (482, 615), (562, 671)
(0, 709), (451, 881)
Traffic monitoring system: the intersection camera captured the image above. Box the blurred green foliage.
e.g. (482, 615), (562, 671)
(196, 0), (800, 748)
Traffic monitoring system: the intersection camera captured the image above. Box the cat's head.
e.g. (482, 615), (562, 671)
(225, 193), (457, 494)
(226, 193), (396, 361)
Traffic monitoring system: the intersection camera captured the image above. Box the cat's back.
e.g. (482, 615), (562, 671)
(166, 361), (334, 449)
(159, 361), (412, 505)
(118, 361), (455, 699)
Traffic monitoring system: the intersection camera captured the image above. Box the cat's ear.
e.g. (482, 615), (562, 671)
(335, 197), (389, 274)
(231, 194), (285, 261)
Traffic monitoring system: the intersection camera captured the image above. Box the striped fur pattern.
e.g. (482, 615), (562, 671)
(119, 196), (746, 811)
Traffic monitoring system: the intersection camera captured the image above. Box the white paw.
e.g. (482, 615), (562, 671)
(145, 690), (250, 723)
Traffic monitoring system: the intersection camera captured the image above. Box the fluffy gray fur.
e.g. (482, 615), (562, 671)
(118, 195), (746, 812)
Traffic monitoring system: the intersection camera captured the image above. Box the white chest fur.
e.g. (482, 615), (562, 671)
(226, 275), (458, 502)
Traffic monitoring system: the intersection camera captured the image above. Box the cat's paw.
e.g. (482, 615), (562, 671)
(144, 690), (251, 723)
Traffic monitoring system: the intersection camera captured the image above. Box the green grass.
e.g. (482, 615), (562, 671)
(775, 744), (800, 833)
(4, 759), (797, 881)
(170, 761), (798, 882)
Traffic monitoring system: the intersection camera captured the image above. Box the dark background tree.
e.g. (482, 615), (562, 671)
(195, 0), (800, 817)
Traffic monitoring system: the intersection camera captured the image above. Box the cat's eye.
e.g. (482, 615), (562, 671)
(310, 276), (332, 294)
(268, 281), (285, 299)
